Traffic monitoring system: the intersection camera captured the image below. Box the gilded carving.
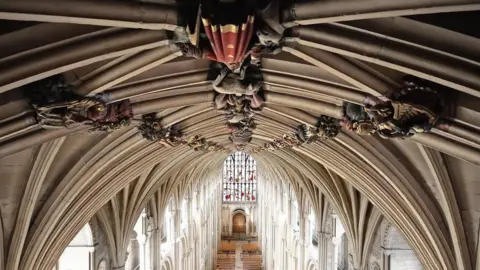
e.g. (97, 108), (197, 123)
(342, 76), (442, 138)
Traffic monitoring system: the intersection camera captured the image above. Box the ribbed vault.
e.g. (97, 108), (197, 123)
(0, 1), (479, 270)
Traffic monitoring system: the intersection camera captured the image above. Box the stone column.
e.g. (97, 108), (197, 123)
(228, 208), (233, 235)
(298, 214), (306, 270)
(317, 231), (333, 270)
(382, 248), (391, 270)
(173, 207), (182, 270)
(331, 236), (341, 270)
(246, 212), (251, 236)
(138, 234), (146, 270)
(317, 231), (324, 270)
(125, 231), (140, 270)
(158, 234), (163, 270)
(287, 197), (292, 226)
(88, 246), (95, 270)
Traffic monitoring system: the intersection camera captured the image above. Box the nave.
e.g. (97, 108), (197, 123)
(0, 1), (480, 270)
(53, 152), (422, 270)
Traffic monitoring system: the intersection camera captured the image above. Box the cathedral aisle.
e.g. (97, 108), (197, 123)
(217, 240), (262, 269)
(235, 242), (243, 269)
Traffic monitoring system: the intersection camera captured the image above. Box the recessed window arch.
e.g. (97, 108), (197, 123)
(57, 224), (94, 270)
(222, 152), (257, 202)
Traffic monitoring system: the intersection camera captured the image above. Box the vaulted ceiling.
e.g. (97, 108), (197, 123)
(0, 1), (479, 270)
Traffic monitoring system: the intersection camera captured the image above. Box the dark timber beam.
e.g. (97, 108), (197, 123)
(0, 125), (89, 159)
(410, 132), (480, 166)
(0, 24), (105, 61)
(131, 92), (215, 115)
(263, 105), (318, 126)
(283, 45), (396, 96)
(282, 0), (480, 26)
(263, 70), (368, 104)
(0, 114), (38, 142)
(162, 104), (213, 126)
(343, 17), (480, 64)
(0, 29), (171, 94)
(75, 46), (179, 96)
(106, 71), (209, 101)
(287, 25), (480, 98)
(264, 91), (344, 118)
(0, 1), (178, 30)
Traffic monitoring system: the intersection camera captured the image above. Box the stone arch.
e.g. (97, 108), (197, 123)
(384, 225), (422, 270)
(57, 224), (94, 270)
(231, 208), (248, 234)
(232, 212), (247, 234)
(69, 223), (94, 247)
(385, 226), (411, 250)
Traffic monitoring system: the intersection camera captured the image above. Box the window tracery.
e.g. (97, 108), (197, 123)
(222, 152), (257, 203)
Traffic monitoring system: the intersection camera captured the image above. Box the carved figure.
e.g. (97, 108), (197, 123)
(175, 0), (283, 70)
(184, 135), (228, 152)
(35, 98), (132, 131)
(138, 116), (184, 146)
(29, 75), (132, 131)
(175, 0), (286, 151)
(367, 78), (441, 138)
(179, 2), (282, 66)
(185, 135), (208, 151)
(317, 115), (341, 140)
(282, 134), (300, 147)
(341, 103), (376, 135)
(343, 76), (442, 138)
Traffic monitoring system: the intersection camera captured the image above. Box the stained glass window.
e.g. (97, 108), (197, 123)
(222, 152), (257, 203)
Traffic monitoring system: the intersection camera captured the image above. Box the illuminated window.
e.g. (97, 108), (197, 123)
(222, 152), (257, 203)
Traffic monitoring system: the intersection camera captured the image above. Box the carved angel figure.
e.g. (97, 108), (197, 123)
(138, 116), (184, 146)
(343, 76), (442, 138)
(35, 98), (132, 132)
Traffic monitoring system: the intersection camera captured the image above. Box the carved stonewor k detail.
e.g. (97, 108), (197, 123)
(175, 0), (286, 152)
(138, 115), (184, 146)
(295, 116), (340, 144)
(186, 135), (207, 151)
(184, 135), (228, 152)
(90, 100), (132, 132)
(35, 98), (132, 132)
(316, 115), (341, 140)
(343, 75), (443, 139)
(252, 116), (340, 153)
(295, 124), (320, 144)
(175, 0), (284, 71)
(341, 101), (376, 136)
(370, 76), (442, 138)
(30, 75), (132, 131)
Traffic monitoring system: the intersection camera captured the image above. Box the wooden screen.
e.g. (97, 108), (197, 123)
(232, 213), (246, 233)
